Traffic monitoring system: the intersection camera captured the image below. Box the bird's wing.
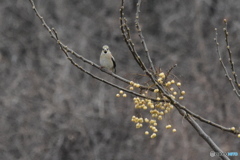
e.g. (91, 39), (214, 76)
(111, 56), (116, 73)
(111, 56), (116, 68)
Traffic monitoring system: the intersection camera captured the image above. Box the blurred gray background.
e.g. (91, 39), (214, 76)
(0, 0), (240, 159)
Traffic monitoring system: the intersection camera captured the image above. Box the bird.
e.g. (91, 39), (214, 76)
(100, 45), (116, 73)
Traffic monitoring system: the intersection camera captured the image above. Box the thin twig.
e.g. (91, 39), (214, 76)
(223, 20), (240, 90)
(164, 64), (177, 83)
(120, 0), (167, 93)
(214, 28), (240, 99)
(135, 0), (156, 75)
(175, 102), (239, 134)
(120, 0), (150, 72)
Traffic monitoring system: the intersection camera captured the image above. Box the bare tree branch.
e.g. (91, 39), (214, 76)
(214, 27), (240, 100)
(185, 115), (230, 160)
(223, 20), (240, 90)
(120, 0), (239, 136)
(120, 0), (152, 73)
(28, 0), (239, 159)
(135, 0), (157, 74)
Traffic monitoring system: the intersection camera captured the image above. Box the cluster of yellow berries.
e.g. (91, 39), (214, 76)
(130, 72), (185, 138)
(115, 81), (141, 98)
(131, 116), (177, 138)
(131, 97), (177, 138)
(116, 72), (185, 138)
(116, 90), (127, 98)
(156, 72), (185, 100)
(116, 71), (240, 139)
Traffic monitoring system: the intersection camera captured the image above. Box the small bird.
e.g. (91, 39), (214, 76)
(100, 45), (116, 73)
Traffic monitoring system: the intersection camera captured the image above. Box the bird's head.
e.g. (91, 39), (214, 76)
(102, 45), (109, 54)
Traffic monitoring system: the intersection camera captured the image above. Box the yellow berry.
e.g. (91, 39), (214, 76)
(159, 72), (165, 78)
(154, 89), (159, 93)
(151, 114), (156, 118)
(177, 82), (181, 86)
(150, 119), (156, 124)
(165, 81), (171, 86)
(131, 116), (136, 122)
(150, 133), (157, 138)
(173, 91), (177, 95)
(145, 131), (149, 135)
(159, 111), (164, 115)
(231, 127), (235, 131)
(157, 78), (163, 83)
(150, 104), (154, 109)
(179, 96), (184, 100)
(160, 106), (165, 110)
(238, 134), (240, 138)
(139, 118), (143, 123)
(156, 97), (161, 100)
(153, 122), (158, 126)
(145, 118), (149, 123)
(158, 115), (162, 120)
(170, 87), (174, 91)
(130, 87), (134, 90)
(181, 91), (186, 95)
(147, 101), (152, 106)
(166, 125), (172, 129)
(135, 83), (140, 88)
(136, 123), (142, 128)
(143, 106), (148, 110)
(116, 94), (120, 97)
(172, 129), (177, 132)
(171, 80), (175, 84)
(130, 81), (134, 85)
(170, 95), (175, 99)
(119, 90), (124, 94)
(152, 114), (157, 118)
(123, 94), (127, 97)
